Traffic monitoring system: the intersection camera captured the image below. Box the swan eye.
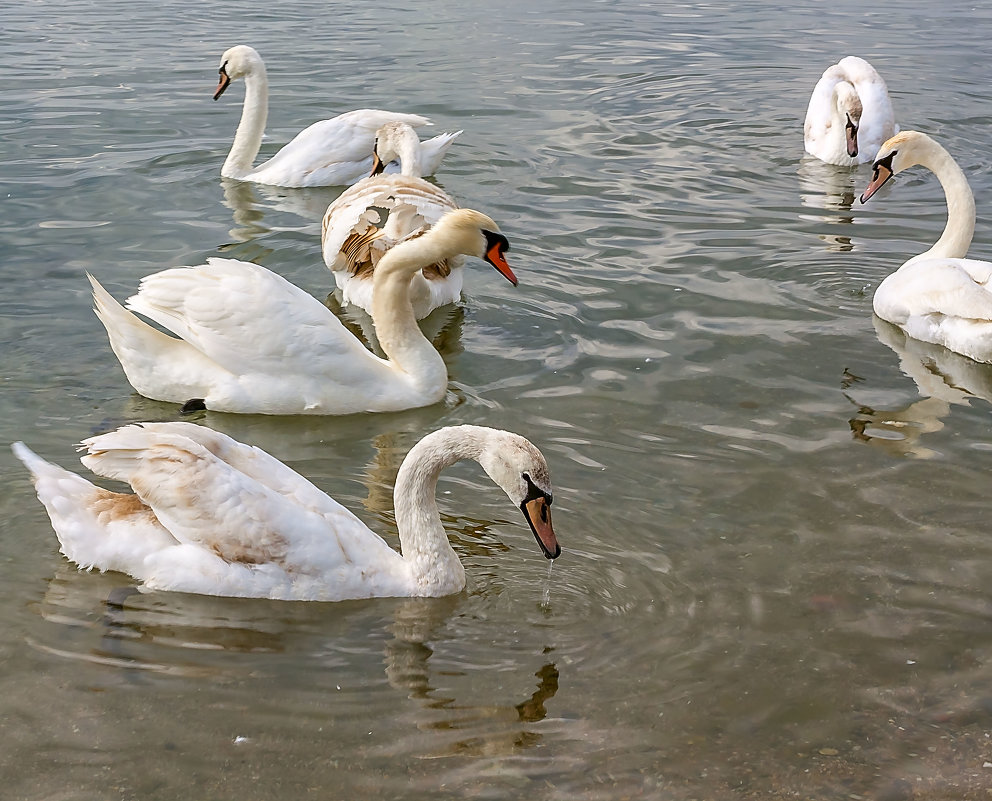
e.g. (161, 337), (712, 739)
(872, 150), (897, 180)
(522, 473), (552, 506)
(483, 229), (510, 255)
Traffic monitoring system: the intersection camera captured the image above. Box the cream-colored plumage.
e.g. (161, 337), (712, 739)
(860, 130), (992, 363)
(12, 423), (560, 601)
(804, 56), (897, 166)
(322, 122), (461, 318)
(90, 209), (517, 415)
(214, 45), (460, 187)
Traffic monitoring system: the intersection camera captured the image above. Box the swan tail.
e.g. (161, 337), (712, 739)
(11, 441), (175, 576)
(89, 273), (221, 403)
(89, 273), (184, 389)
(418, 130), (463, 176)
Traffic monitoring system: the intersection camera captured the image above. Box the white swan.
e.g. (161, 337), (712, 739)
(89, 209), (518, 415)
(322, 121), (461, 318)
(804, 56), (897, 166)
(859, 130), (992, 363)
(214, 45), (461, 187)
(12, 423), (561, 601)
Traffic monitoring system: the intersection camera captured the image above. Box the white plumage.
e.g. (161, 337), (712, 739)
(804, 56), (898, 166)
(90, 209), (517, 415)
(860, 130), (992, 363)
(214, 45), (460, 187)
(322, 121), (462, 318)
(12, 424), (560, 601)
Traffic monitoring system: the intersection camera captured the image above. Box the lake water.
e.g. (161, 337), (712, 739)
(3, 1), (992, 798)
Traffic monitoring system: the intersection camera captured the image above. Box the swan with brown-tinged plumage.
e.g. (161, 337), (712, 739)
(322, 121), (462, 318)
(12, 423), (560, 601)
(804, 56), (897, 166)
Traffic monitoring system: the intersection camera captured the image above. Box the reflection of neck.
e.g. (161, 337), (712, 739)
(393, 427), (490, 595)
(370, 233), (448, 397)
(912, 140), (976, 262)
(222, 68), (268, 179)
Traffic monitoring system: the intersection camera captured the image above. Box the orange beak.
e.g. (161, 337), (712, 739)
(485, 241), (517, 286)
(845, 114), (859, 158)
(860, 162), (893, 204)
(213, 68), (231, 101)
(522, 496), (560, 559)
(370, 149), (386, 177)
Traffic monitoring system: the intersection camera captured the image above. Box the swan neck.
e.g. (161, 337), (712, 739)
(369, 234), (448, 392)
(397, 139), (424, 177)
(918, 142), (976, 261)
(394, 427), (490, 593)
(222, 67), (268, 179)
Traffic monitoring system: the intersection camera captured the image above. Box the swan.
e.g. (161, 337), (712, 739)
(11, 423), (561, 601)
(214, 45), (461, 187)
(322, 121), (461, 318)
(803, 56), (897, 166)
(859, 130), (992, 363)
(89, 208), (518, 415)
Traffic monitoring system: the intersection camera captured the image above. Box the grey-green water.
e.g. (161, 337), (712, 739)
(3, 1), (992, 798)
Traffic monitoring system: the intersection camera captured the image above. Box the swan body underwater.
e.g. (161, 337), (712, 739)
(803, 56), (897, 166)
(214, 45), (461, 187)
(322, 121), (461, 318)
(12, 423), (560, 601)
(89, 208), (518, 415)
(860, 130), (992, 364)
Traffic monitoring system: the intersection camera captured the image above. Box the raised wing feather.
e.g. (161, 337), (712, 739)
(125, 258), (391, 381)
(321, 175), (457, 271)
(80, 423), (398, 572)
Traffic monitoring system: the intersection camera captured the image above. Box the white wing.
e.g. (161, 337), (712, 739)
(125, 258), (392, 383)
(79, 423), (400, 575)
(249, 109), (432, 187)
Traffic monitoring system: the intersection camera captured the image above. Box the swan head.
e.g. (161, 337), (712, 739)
(430, 209), (518, 286)
(477, 431), (561, 560)
(370, 122), (423, 177)
(833, 82), (863, 157)
(860, 130), (930, 204)
(213, 45), (264, 100)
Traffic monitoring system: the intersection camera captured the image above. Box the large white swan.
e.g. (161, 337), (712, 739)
(214, 45), (461, 187)
(322, 121), (461, 318)
(89, 209), (518, 415)
(803, 56), (897, 166)
(12, 423), (561, 601)
(859, 130), (992, 363)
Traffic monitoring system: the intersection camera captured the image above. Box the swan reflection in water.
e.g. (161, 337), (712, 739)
(796, 157), (862, 254)
(846, 315), (992, 457)
(31, 573), (561, 756)
(221, 176), (342, 243)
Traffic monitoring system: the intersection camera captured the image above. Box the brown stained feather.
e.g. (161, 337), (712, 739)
(90, 488), (158, 526)
(125, 449), (292, 568)
(342, 216), (452, 281)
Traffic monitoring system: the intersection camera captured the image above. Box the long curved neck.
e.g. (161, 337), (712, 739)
(395, 138), (424, 177)
(393, 426), (491, 594)
(805, 70), (844, 128)
(914, 140), (976, 262)
(370, 233), (449, 394)
(222, 67), (268, 179)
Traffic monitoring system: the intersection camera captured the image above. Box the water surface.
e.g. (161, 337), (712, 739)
(3, 1), (992, 798)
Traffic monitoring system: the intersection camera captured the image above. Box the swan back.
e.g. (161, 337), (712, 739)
(804, 56), (897, 165)
(15, 424), (561, 600)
